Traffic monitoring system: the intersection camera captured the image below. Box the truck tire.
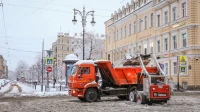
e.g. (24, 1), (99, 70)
(78, 97), (85, 102)
(84, 88), (98, 102)
(129, 91), (137, 102)
(137, 93), (146, 104)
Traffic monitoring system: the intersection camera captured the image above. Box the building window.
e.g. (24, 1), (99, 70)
(157, 15), (160, 27)
(124, 26), (126, 37)
(182, 2), (186, 17)
(121, 28), (123, 39)
(58, 54), (60, 57)
(108, 36), (110, 44)
(134, 21), (136, 33)
(164, 38), (168, 51)
(139, 46), (141, 53)
(139, 19), (142, 32)
(133, 47), (136, 54)
(135, 2), (139, 9)
(121, 51), (123, 59)
(62, 46), (63, 50)
(129, 24), (131, 36)
(172, 7), (176, 21)
(129, 48), (131, 55)
(157, 40), (160, 52)
(144, 16), (147, 29)
(182, 33), (187, 47)
(164, 11), (168, 24)
(150, 42), (153, 53)
(113, 32), (115, 42)
(72, 48), (74, 51)
(150, 13), (153, 27)
(116, 30), (118, 40)
(58, 39), (60, 44)
(67, 47), (69, 51)
(173, 62), (177, 74)
(108, 54), (110, 60)
(173, 36), (177, 49)
(164, 63), (168, 75)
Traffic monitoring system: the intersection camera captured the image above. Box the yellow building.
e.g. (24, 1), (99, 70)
(105, 0), (200, 89)
(52, 32), (75, 67)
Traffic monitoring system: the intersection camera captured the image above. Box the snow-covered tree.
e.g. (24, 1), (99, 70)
(72, 31), (105, 60)
(15, 60), (29, 79)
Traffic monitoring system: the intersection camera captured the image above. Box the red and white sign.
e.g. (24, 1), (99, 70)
(46, 66), (52, 72)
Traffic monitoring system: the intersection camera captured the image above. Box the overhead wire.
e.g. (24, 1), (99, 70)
(20, 0), (115, 12)
(4, 3), (110, 17)
(0, 46), (42, 53)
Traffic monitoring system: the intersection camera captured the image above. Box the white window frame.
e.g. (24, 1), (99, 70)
(139, 19), (142, 32)
(116, 30), (118, 40)
(129, 24), (131, 36)
(163, 6), (169, 25)
(180, 0), (187, 18)
(144, 16), (147, 30)
(156, 37), (161, 53)
(150, 13), (154, 27)
(121, 28), (123, 39)
(149, 40), (154, 53)
(171, 2), (178, 22)
(180, 28), (187, 48)
(134, 21), (136, 33)
(124, 26), (126, 38)
(156, 10), (161, 27)
(171, 60), (178, 76)
(113, 32), (115, 42)
(171, 31), (178, 50)
(143, 41), (147, 54)
(164, 62), (169, 75)
(163, 34), (169, 51)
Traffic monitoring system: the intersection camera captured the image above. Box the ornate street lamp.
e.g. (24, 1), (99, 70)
(72, 6), (95, 60)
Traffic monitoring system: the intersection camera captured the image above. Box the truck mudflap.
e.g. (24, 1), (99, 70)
(149, 84), (170, 100)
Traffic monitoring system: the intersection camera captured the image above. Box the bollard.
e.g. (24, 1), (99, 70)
(60, 84), (61, 91)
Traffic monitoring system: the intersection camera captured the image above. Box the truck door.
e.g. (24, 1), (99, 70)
(77, 66), (94, 88)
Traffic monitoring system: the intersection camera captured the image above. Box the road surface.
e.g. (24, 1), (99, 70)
(0, 93), (200, 112)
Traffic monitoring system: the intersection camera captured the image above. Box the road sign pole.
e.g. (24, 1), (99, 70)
(47, 72), (49, 88)
(177, 56), (180, 91)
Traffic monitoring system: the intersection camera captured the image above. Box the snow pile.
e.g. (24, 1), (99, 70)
(0, 79), (68, 97)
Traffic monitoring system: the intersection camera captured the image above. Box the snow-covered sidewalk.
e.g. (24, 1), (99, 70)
(0, 79), (68, 97)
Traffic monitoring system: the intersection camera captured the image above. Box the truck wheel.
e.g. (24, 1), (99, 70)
(129, 91), (137, 102)
(78, 97), (85, 102)
(137, 93), (146, 104)
(84, 88), (98, 102)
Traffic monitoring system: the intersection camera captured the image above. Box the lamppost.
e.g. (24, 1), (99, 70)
(72, 6), (96, 60)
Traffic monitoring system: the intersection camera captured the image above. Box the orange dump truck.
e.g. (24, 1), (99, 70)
(68, 54), (171, 104)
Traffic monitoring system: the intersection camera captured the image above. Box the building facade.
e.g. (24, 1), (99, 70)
(0, 55), (8, 79)
(105, 0), (200, 88)
(52, 32), (75, 66)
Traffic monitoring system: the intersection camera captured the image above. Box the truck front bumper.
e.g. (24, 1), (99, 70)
(68, 88), (85, 98)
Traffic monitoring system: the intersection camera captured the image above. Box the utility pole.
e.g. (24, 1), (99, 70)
(41, 39), (44, 92)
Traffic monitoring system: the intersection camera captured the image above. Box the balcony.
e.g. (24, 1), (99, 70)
(153, 0), (176, 10)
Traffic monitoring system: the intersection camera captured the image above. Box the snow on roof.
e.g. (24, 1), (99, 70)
(64, 54), (79, 61)
(75, 60), (94, 65)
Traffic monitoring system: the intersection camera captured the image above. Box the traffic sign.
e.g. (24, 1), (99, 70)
(46, 58), (54, 65)
(46, 66), (52, 72)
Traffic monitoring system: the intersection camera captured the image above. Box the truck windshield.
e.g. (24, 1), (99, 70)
(70, 65), (79, 75)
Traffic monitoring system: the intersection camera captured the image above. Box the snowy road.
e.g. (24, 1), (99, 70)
(0, 93), (200, 112)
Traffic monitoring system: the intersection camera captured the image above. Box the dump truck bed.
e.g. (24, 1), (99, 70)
(95, 61), (158, 86)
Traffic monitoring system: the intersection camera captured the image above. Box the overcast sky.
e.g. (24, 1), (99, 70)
(0, 0), (129, 70)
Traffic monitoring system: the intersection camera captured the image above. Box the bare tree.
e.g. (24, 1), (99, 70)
(15, 60), (29, 79)
(72, 31), (105, 60)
